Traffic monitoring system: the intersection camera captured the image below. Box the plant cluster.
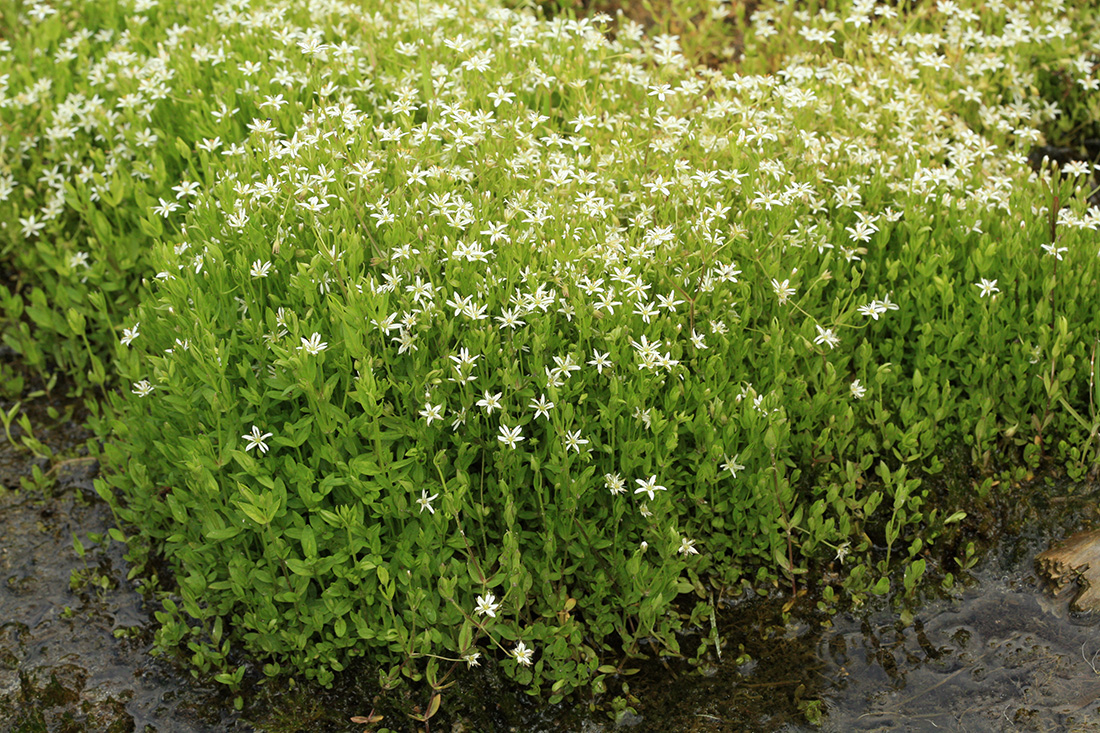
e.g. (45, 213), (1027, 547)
(2, 0), (1099, 709)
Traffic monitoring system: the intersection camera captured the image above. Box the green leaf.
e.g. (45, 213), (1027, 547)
(206, 526), (243, 541)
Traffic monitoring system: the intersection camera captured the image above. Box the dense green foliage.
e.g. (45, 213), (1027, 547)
(2, 0), (1100, 706)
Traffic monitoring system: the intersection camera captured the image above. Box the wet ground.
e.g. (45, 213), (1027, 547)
(4, 390), (1100, 732)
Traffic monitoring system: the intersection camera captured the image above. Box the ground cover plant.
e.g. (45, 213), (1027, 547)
(3, 0), (1100, 721)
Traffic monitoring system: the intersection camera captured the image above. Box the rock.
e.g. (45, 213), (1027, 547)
(1035, 529), (1100, 613)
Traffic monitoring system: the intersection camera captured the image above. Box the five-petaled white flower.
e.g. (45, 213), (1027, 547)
(120, 322), (140, 347)
(464, 652), (481, 667)
(476, 391), (503, 414)
(416, 489), (439, 514)
(975, 278), (999, 298)
(131, 380), (154, 397)
(151, 197), (181, 217)
(497, 424), (524, 449)
(721, 454), (745, 478)
(814, 325), (839, 349)
(298, 332), (328, 355)
(634, 475), (667, 501)
(512, 641), (534, 666)
(850, 379), (867, 399)
(771, 278), (796, 305)
(588, 350), (613, 374)
(564, 429), (589, 453)
(420, 402), (444, 426)
(529, 394), (554, 420)
(605, 472), (626, 495)
(242, 425), (273, 454)
(678, 537), (700, 555)
(475, 593), (499, 618)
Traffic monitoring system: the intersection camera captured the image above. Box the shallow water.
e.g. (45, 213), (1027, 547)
(3, 402), (1100, 731)
(623, 478), (1100, 733)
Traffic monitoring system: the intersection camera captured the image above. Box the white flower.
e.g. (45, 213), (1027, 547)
(604, 472), (626, 495)
(512, 641), (534, 666)
(975, 278), (999, 298)
(529, 394), (554, 420)
(771, 278), (796, 304)
(588, 350), (613, 374)
(857, 302), (887, 320)
(1041, 243), (1068, 260)
(476, 391), (503, 415)
(464, 652), (481, 667)
(171, 180), (200, 199)
(120, 322), (140, 347)
(497, 424), (524, 449)
(298, 332), (328, 355)
(242, 425), (273, 454)
(416, 489), (439, 514)
(151, 197), (181, 217)
(19, 213), (47, 238)
(251, 259), (273, 278)
(564, 429), (589, 453)
(850, 379), (867, 399)
(678, 537), (700, 555)
(420, 402), (444, 426)
(634, 475), (667, 501)
(814, 325), (839, 349)
(475, 593), (499, 618)
(721, 454), (745, 478)
(131, 380), (154, 397)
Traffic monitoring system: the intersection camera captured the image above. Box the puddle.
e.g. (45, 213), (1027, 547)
(4, 389), (1100, 732)
(0, 461), (249, 732)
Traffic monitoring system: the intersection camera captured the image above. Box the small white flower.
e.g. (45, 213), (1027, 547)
(151, 197), (181, 218)
(242, 425), (273, 454)
(172, 180), (200, 199)
(678, 537), (700, 555)
(604, 472), (626, 495)
(251, 259), (273, 278)
(975, 278), (999, 298)
(850, 379), (867, 399)
(298, 332), (328, 355)
(475, 593), (499, 618)
(497, 424), (525, 449)
(416, 489), (439, 514)
(633, 475), (667, 501)
(813, 325), (839, 349)
(529, 394), (554, 420)
(588, 350), (613, 374)
(1041, 242), (1068, 260)
(131, 380), (154, 397)
(857, 302), (886, 320)
(476, 391), (503, 415)
(771, 278), (796, 305)
(512, 641), (534, 666)
(564, 429), (589, 453)
(420, 402), (444, 426)
(464, 652), (481, 667)
(721, 454), (745, 478)
(120, 322), (140, 347)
